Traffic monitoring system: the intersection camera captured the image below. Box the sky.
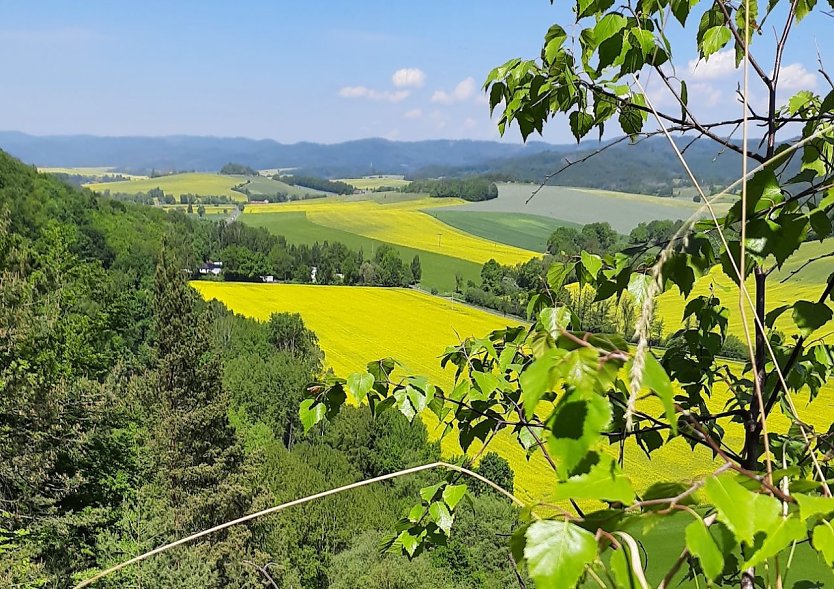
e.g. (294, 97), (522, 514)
(0, 0), (831, 144)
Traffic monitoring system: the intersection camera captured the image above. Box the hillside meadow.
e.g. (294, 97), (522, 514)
(339, 176), (411, 190)
(457, 183), (719, 232)
(190, 281), (834, 508)
(86, 172), (248, 200)
(241, 210), (483, 293)
(239, 175), (333, 198)
(243, 197), (538, 266)
(426, 210), (580, 252)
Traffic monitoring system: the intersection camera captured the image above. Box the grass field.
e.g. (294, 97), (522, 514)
(243, 198), (539, 266)
(40, 166), (149, 180)
(339, 176), (410, 190)
(456, 184), (722, 233)
(86, 172), (247, 201)
(428, 210), (581, 252)
(241, 211), (482, 293)
(238, 175), (333, 199)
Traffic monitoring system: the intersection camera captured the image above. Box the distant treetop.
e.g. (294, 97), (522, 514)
(220, 162), (258, 176)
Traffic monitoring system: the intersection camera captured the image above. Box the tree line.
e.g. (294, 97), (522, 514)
(197, 220), (423, 287)
(403, 178), (499, 201)
(277, 174), (355, 195)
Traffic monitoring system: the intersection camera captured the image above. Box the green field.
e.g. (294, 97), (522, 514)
(457, 183), (724, 233)
(86, 172), (247, 201)
(40, 166), (149, 180)
(241, 211), (482, 292)
(428, 210), (580, 252)
(237, 175), (333, 199)
(340, 176), (411, 190)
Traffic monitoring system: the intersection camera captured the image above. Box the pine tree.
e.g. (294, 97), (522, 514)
(149, 241), (255, 582)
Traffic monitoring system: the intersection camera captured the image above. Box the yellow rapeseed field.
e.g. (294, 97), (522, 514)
(192, 282), (772, 505)
(86, 172), (247, 201)
(243, 198), (538, 266)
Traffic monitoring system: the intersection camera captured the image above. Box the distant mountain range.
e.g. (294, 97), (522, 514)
(0, 132), (557, 176)
(0, 131), (754, 193)
(410, 136), (754, 195)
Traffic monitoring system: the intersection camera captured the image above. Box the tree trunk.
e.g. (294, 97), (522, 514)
(742, 268), (767, 470)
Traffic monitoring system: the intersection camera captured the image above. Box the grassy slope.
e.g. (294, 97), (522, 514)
(340, 176), (410, 190)
(428, 210), (580, 252)
(86, 172), (247, 201)
(456, 183), (719, 233)
(243, 198), (538, 266)
(241, 211), (482, 293)
(238, 175), (332, 198)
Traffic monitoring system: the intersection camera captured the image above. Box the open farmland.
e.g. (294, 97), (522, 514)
(428, 210), (580, 252)
(190, 282), (831, 508)
(241, 211), (482, 292)
(243, 197), (538, 266)
(339, 176), (410, 190)
(237, 175), (333, 199)
(86, 172), (247, 201)
(40, 166), (149, 180)
(456, 183), (720, 233)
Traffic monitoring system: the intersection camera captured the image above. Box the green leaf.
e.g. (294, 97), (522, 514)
(420, 482), (444, 502)
(701, 26), (732, 57)
(569, 111), (595, 141)
(812, 521), (834, 565)
(743, 515), (805, 568)
(524, 519), (597, 589)
(299, 398), (326, 432)
(593, 14), (627, 45)
(429, 501), (453, 534)
(792, 300), (833, 336)
(810, 208), (832, 238)
(396, 530), (420, 557)
(685, 518), (724, 580)
(540, 306), (574, 339)
(680, 80), (688, 121)
(795, 493), (834, 519)
(346, 371), (374, 402)
(608, 543), (639, 589)
(705, 474), (780, 545)
(641, 353), (677, 434)
(547, 389), (611, 477)
(545, 25), (568, 63)
(581, 251), (603, 279)
(520, 349), (562, 419)
(553, 452), (636, 504)
(442, 484), (467, 510)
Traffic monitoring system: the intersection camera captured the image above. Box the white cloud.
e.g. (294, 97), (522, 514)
(687, 50), (737, 80)
(688, 83), (723, 107)
(431, 77), (476, 104)
(404, 108), (423, 119)
(463, 117), (477, 129)
(779, 63), (817, 91)
(338, 86), (410, 103)
(392, 68), (426, 88)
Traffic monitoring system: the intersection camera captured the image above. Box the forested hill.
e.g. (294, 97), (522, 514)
(409, 135), (755, 195)
(0, 131), (557, 176)
(0, 150), (522, 587)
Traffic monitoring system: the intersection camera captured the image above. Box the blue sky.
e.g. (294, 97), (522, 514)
(0, 0), (830, 144)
